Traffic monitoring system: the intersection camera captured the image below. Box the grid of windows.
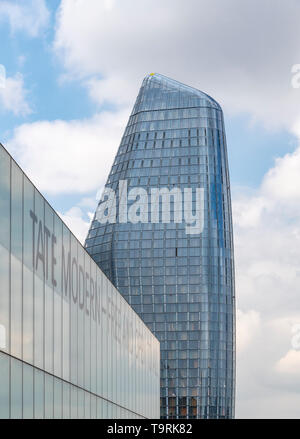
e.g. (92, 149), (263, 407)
(85, 73), (236, 419)
(0, 144), (160, 419)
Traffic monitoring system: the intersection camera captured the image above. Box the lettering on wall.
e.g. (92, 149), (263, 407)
(29, 210), (157, 374)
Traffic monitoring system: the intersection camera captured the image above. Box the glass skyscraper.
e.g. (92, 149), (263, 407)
(85, 73), (236, 419)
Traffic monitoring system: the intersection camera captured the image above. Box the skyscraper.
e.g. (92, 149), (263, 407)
(85, 73), (236, 419)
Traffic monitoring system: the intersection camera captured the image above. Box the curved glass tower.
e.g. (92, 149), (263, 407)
(84, 73), (236, 419)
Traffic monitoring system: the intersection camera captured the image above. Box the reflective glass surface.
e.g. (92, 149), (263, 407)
(85, 74), (236, 419)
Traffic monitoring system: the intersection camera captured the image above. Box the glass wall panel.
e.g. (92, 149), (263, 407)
(0, 147), (10, 355)
(0, 143), (160, 419)
(0, 146), (10, 250)
(54, 377), (62, 419)
(23, 177), (34, 364)
(11, 357), (22, 419)
(62, 224), (70, 382)
(45, 373), (53, 419)
(84, 252), (91, 392)
(34, 368), (44, 419)
(0, 352), (9, 418)
(44, 203), (54, 374)
(63, 382), (70, 419)
(71, 386), (78, 419)
(77, 245), (84, 388)
(0, 244), (9, 355)
(34, 191), (44, 370)
(53, 214), (62, 378)
(23, 363), (33, 418)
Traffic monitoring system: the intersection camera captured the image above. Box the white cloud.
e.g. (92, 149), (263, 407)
(261, 138), (300, 205)
(0, 0), (49, 37)
(7, 109), (129, 195)
(58, 206), (91, 244)
(78, 196), (98, 211)
(85, 76), (135, 107)
(0, 73), (31, 116)
(276, 350), (300, 376)
(54, 0), (300, 130)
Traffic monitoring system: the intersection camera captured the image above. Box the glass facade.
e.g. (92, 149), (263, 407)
(0, 143), (160, 419)
(85, 74), (236, 419)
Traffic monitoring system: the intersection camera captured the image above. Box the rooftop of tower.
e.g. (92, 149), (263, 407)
(140, 72), (221, 110)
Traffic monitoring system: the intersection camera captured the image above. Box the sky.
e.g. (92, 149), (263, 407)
(1, 0), (300, 418)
